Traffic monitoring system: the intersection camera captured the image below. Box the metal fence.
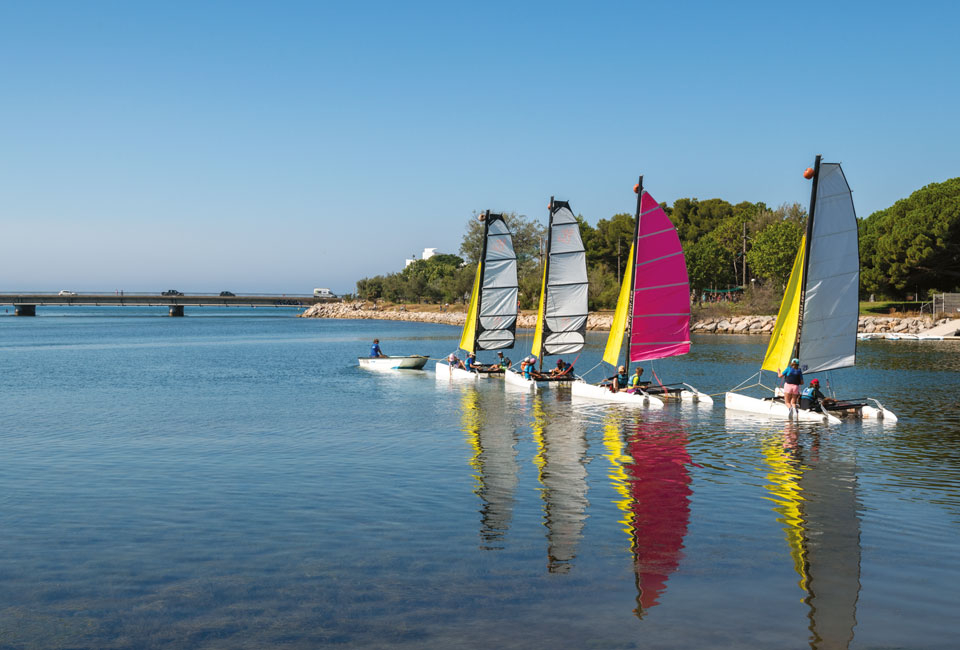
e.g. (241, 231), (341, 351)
(933, 293), (960, 318)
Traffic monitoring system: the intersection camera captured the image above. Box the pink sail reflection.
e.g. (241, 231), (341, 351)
(626, 420), (692, 614)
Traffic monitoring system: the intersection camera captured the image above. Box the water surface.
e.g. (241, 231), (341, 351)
(1, 308), (959, 648)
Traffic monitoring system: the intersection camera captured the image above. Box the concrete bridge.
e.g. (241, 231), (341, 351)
(0, 293), (333, 317)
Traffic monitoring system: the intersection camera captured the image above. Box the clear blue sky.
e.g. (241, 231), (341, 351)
(2, 1), (957, 294)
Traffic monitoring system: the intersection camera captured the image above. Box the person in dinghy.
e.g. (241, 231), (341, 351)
(601, 366), (631, 392)
(370, 339), (386, 358)
(549, 359), (576, 380)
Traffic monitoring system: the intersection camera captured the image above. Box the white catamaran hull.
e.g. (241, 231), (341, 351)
(859, 401), (899, 422)
(724, 391), (842, 424)
(570, 380), (664, 408)
(434, 361), (482, 381)
(358, 355), (429, 371)
(503, 368), (538, 391)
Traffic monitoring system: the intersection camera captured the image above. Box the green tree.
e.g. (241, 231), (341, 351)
(686, 234), (735, 294)
(745, 220), (804, 288)
(859, 177), (960, 297)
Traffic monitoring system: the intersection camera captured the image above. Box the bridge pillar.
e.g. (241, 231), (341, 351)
(15, 305), (37, 316)
(169, 305), (184, 317)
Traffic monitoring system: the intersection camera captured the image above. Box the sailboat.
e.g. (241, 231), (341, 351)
(724, 156), (897, 422)
(436, 210), (518, 381)
(570, 177), (711, 407)
(504, 199), (589, 391)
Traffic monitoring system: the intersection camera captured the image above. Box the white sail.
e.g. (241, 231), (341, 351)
(541, 204), (588, 356)
(477, 214), (518, 350)
(799, 163), (859, 373)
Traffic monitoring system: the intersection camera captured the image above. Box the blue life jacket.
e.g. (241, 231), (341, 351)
(617, 373), (629, 388)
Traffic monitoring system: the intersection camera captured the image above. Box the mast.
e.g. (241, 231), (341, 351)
(623, 176), (644, 377)
(474, 209), (491, 353)
(793, 155), (821, 361)
(538, 198), (555, 373)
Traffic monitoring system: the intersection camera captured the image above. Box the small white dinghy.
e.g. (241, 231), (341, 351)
(570, 379), (664, 408)
(358, 355), (429, 371)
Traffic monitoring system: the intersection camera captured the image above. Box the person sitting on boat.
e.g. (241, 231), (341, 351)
(466, 352), (484, 373)
(521, 356), (540, 380)
(627, 366), (650, 392)
(778, 358), (804, 412)
(370, 338), (385, 358)
(447, 353), (466, 370)
(603, 366), (631, 392)
(799, 379), (838, 413)
(497, 351), (512, 370)
(550, 359), (575, 379)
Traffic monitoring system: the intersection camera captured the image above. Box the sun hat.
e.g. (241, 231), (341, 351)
(791, 358), (800, 364)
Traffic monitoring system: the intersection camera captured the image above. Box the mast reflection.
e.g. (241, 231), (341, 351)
(530, 395), (589, 573)
(764, 423), (862, 649)
(461, 386), (520, 550)
(604, 413), (692, 617)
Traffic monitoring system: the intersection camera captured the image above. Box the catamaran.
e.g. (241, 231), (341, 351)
(724, 156), (897, 423)
(505, 199), (589, 391)
(436, 210), (518, 381)
(570, 177), (711, 408)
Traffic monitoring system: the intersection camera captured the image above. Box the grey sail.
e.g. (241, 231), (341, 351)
(477, 213), (518, 350)
(799, 163), (859, 373)
(541, 203), (589, 356)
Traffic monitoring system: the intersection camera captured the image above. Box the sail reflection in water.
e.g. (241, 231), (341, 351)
(460, 386), (520, 550)
(763, 425), (862, 649)
(530, 395), (589, 573)
(603, 413), (692, 617)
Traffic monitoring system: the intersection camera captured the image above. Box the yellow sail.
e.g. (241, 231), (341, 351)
(602, 243), (634, 367)
(530, 263), (548, 357)
(459, 262), (483, 353)
(761, 238), (806, 373)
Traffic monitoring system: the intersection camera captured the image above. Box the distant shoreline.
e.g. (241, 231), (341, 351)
(300, 302), (941, 336)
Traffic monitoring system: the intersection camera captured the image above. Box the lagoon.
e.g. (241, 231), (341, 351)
(1, 308), (959, 648)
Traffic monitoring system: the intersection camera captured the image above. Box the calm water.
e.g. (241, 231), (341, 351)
(2, 307), (959, 649)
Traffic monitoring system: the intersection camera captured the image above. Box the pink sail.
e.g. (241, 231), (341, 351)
(629, 191), (691, 362)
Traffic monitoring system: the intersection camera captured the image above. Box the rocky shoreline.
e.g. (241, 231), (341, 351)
(301, 302), (946, 335)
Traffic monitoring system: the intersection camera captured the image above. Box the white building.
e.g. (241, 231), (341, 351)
(405, 247), (440, 268)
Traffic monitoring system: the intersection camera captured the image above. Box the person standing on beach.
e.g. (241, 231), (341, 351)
(370, 339), (385, 357)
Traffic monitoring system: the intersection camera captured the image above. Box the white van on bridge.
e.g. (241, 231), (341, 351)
(313, 288), (336, 298)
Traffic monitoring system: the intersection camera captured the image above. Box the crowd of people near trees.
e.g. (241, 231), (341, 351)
(355, 177), (960, 309)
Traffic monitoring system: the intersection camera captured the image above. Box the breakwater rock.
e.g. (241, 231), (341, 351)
(300, 302), (939, 334)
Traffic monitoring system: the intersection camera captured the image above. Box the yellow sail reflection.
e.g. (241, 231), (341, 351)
(460, 385), (518, 550)
(459, 262), (483, 353)
(762, 239), (806, 373)
(761, 426), (862, 649)
(603, 243), (634, 367)
(530, 395), (588, 573)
